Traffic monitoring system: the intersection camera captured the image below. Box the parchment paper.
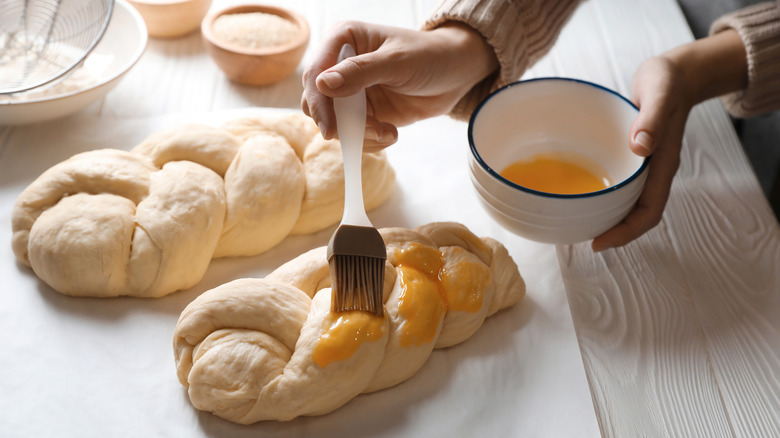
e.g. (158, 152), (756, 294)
(0, 109), (599, 437)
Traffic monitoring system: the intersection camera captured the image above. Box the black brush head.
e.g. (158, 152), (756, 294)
(327, 224), (387, 259)
(327, 225), (386, 315)
(329, 254), (385, 315)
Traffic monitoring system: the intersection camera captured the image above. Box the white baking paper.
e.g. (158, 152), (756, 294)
(0, 109), (599, 437)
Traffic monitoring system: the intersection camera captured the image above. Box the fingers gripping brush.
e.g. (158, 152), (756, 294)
(327, 43), (386, 316)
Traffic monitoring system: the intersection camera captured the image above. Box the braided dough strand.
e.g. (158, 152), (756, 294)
(11, 113), (395, 297)
(173, 222), (525, 423)
(13, 149), (226, 297)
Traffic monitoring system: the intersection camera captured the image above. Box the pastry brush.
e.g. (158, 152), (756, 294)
(326, 43), (386, 316)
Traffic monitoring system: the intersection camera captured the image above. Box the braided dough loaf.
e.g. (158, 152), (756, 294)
(173, 222), (525, 424)
(11, 113), (395, 297)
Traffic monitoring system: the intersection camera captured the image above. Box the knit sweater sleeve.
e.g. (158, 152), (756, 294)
(710, 1), (780, 118)
(423, 0), (583, 120)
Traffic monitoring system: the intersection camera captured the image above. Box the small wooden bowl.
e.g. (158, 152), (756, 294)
(127, 0), (212, 38)
(201, 4), (310, 86)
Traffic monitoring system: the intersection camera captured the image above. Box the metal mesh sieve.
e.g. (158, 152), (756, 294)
(0, 0), (114, 94)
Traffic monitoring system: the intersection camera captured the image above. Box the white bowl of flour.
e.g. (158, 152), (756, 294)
(0, 0), (147, 125)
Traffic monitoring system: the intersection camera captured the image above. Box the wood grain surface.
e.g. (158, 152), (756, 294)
(553, 1), (780, 437)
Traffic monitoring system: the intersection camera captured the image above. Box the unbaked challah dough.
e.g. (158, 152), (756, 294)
(173, 222), (525, 424)
(11, 113), (395, 297)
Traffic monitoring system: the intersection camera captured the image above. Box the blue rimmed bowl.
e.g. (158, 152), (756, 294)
(468, 77), (649, 244)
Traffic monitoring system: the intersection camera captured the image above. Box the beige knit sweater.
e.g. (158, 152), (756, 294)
(426, 0), (780, 120)
(711, 1), (780, 118)
(424, 0), (583, 119)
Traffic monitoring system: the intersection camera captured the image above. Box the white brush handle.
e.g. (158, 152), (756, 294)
(333, 43), (372, 227)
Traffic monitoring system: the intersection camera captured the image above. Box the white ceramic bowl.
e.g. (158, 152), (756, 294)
(0, 0), (147, 126)
(468, 77), (649, 244)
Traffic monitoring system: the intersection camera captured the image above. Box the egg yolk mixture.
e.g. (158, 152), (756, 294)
(395, 242), (490, 347)
(500, 152), (611, 194)
(312, 310), (385, 367)
(396, 265), (447, 347)
(312, 242), (492, 367)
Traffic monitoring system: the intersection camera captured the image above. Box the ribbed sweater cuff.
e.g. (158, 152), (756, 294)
(710, 1), (780, 118)
(424, 0), (581, 120)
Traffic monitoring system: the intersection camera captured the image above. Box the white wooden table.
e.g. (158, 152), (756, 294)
(1, 0), (778, 437)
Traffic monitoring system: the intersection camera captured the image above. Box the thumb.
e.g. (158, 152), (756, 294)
(629, 99), (665, 158)
(315, 50), (403, 97)
(629, 59), (677, 158)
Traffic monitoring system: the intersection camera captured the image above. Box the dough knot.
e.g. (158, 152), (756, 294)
(173, 222), (525, 423)
(11, 113), (395, 297)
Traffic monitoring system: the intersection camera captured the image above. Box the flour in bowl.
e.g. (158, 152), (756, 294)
(0, 47), (111, 103)
(212, 12), (299, 49)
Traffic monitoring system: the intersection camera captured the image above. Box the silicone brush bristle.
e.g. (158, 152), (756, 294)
(327, 224), (386, 315)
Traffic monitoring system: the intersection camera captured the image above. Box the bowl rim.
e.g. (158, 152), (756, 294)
(201, 4), (310, 56)
(0, 0), (147, 107)
(467, 77), (651, 200)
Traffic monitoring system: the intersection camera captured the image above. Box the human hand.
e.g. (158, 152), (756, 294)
(301, 20), (498, 152)
(590, 56), (692, 252)
(591, 29), (747, 251)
